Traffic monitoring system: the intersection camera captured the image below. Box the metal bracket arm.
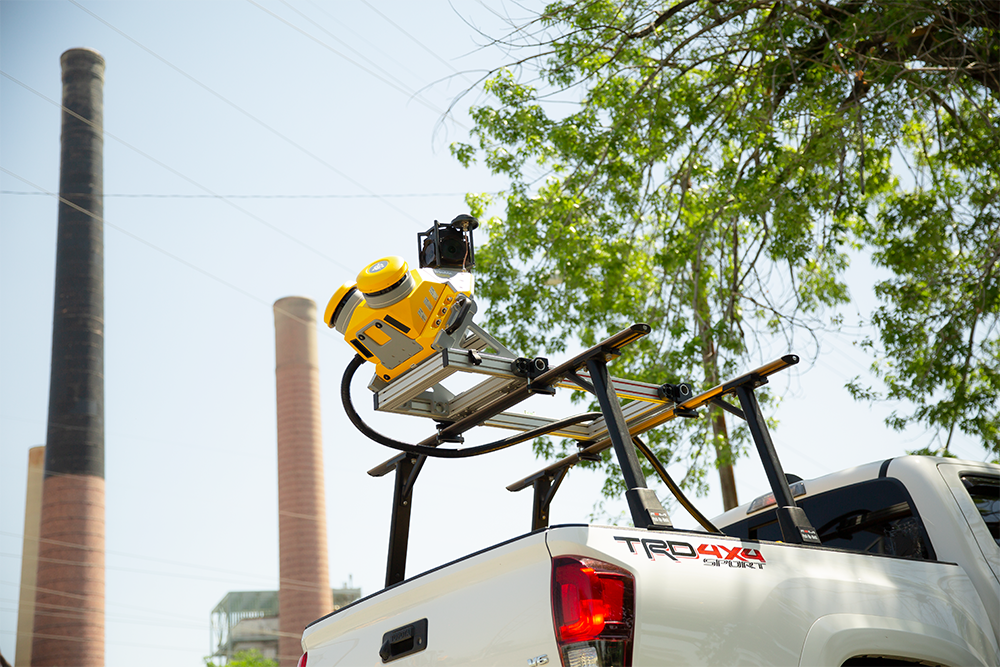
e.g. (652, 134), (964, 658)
(384, 455), (426, 587)
(710, 397), (745, 420)
(531, 467), (568, 531)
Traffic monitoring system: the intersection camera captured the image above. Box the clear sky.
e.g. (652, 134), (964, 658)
(0, 1), (987, 665)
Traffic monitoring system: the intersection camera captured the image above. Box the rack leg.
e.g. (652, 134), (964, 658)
(531, 468), (567, 531)
(734, 385), (820, 545)
(531, 476), (552, 532)
(586, 356), (671, 530)
(385, 455), (424, 587)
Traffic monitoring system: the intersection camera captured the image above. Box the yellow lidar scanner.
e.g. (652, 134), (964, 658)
(324, 216), (480, 391)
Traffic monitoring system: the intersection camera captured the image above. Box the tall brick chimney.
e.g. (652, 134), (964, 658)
(273, 297), (332, 666)
(15, 446), (44, 667)
(32, 47), (106, 666)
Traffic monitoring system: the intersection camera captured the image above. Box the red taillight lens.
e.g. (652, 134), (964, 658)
(297, 652), (308, 667)
(555, 560), (606, 641)
(552, 556), (635, 666)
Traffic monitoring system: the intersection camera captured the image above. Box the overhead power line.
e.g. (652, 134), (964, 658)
(357, 0), (475, 82)
(1, 190), (481, 199)
(244, 0), (467, 130)
(0, 166), (341, 309)
(303, 0), (431, 83)
(0, 70), (353, 271)
(66, 0), (425, 225)
(276, 0), (431, 100)
(1, 164), (356, 338)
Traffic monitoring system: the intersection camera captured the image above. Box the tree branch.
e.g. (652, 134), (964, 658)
(626, 0), (702, 39)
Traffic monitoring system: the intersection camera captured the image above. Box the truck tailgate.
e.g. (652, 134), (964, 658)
(301, 530), (558, 666)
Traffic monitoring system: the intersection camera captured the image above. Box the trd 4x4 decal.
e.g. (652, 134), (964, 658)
(614, 536), (766, 569)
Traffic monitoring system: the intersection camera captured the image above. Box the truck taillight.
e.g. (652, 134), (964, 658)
(297, 652), (307, 667)
(552, 556), (635, 667)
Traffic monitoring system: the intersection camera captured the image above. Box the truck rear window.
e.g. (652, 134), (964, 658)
(721, 479), (936, 560)
(961, 475), (1000, 547)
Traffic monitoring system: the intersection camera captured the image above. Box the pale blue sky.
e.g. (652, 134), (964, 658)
(0, 2), (984, 665)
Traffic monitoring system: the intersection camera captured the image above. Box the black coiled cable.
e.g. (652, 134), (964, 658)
(341, 354), (601, 459)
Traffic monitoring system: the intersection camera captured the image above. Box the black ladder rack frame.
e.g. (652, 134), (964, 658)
(364, 325), (819, 587)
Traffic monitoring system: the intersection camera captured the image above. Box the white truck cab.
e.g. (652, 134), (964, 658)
(714, 455), (1000, 643)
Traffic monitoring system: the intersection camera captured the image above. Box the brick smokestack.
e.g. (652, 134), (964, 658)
(15, 446), (44, 667)
(32, 47), (106, 666)
(274, 297), (332, 666)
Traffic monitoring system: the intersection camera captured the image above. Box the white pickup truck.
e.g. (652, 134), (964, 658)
(297, 332), (999, 666)
(298, 453), (998, 667)
(303, 225), (998, 666)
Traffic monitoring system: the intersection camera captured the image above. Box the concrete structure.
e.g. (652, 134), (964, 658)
(274, 297), (333, 666)
(210, 587), (361, 662)
(15, 446), (44, 667)
(211, 590), (280, 661)
(33, 47), (106, 667)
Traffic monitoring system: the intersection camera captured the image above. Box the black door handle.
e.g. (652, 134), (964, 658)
(379, 618), (428, 663)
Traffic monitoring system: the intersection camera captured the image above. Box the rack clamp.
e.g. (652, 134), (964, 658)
(512, 356), (557, 396)
(576, 441), (602, 462)
(433, 424), (463, 445)
(658, 382), (699, 418)
(598, 345), (622, 363)
(527, 383), (557, 396)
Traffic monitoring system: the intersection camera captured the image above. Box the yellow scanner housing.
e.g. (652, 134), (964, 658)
(325, 255), (476, 388)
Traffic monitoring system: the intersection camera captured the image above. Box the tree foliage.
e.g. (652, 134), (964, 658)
(453, 0), (999, 504)
(204, 649), (278, 667)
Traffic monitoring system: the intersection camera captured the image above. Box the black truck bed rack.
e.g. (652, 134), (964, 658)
(355, 324), (819, 587)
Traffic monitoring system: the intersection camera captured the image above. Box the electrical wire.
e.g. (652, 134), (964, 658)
(244, 0), (465, 129)
(1, 164), (360, 338)
(1, 190), (480, 199)
(0, 626), (205, 654)
(0, 532), (323, 595)
(276, 0), (444, 108)
(306, 0), (445, 86)
(357, 0), (475, 83)
(0, 167), (283, 310)
(0, 595), (207, 632)
(0, 166), (358, 356)
(0, 70), (353, 272)
(65, 0), (425, 225)
(0, 551), (274, 589)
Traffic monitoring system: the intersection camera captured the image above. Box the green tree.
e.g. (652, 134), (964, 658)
(204, 649), (278, 667)
(453, 0), (999, 506)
